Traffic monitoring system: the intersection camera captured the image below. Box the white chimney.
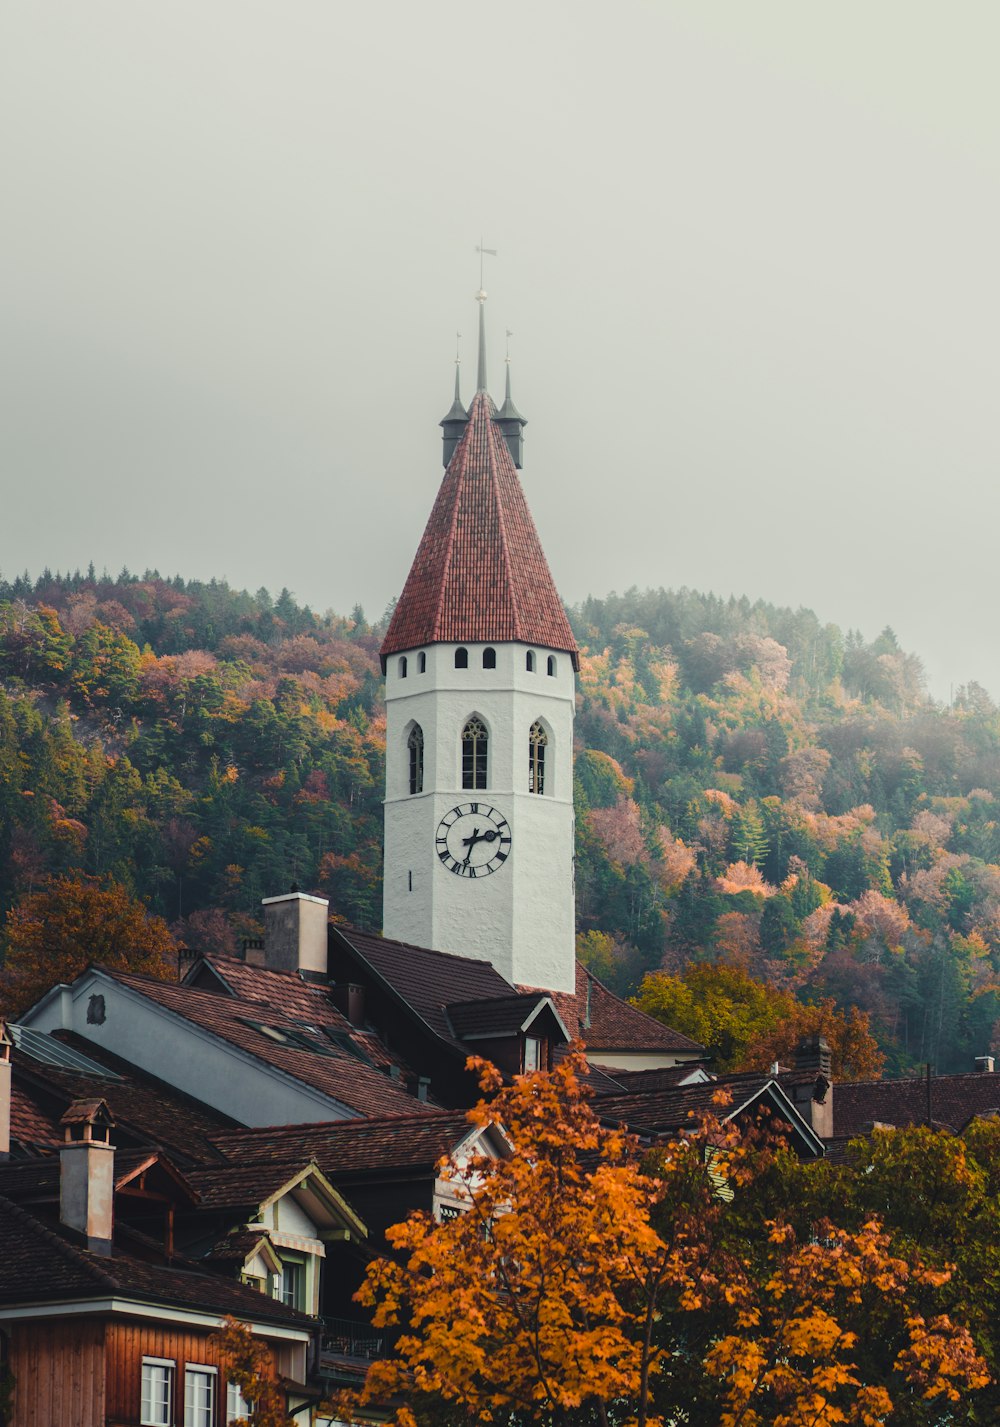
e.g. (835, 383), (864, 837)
(261, 891), (330, 978)
(60, 1098), (115, 1255)
(975, 1055), (996, 1073)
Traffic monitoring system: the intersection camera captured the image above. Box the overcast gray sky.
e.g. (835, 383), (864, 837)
(2, 3), (997, 700)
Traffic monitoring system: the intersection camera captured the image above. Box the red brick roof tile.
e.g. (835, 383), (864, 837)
(210, 1111), (475, 1179)
(381, 392), (578, 666)
(833, 1071), (1000, 1138)
(102, 970), (430, 1120)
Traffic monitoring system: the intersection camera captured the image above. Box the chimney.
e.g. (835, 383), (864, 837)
(416, 1076), (431, 1103)
(60, 1099), (115, 1255)
(329, 983), (366, 1027)
(975, 1055), (996, 1073)
(790, 1035), (833, 1141)
(261, 891), (330, 979)
(0, 1021), (12, 1160)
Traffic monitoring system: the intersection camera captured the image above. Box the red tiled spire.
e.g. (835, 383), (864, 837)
(380, 390), (579, 668)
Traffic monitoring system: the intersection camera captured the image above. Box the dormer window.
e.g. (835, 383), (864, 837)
(523, 1036), (543, 1072)
(455, 647), (469, 669)
(398, 656), (408, 678)
(483, 647), (496, 669)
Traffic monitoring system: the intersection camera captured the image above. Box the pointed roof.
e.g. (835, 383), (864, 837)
(381, 390), (578, 667)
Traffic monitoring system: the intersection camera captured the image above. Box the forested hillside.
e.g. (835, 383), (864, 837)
(2, 569), (1000, 1074)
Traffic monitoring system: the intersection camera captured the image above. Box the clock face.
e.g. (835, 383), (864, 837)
(437, 803), (511, 878)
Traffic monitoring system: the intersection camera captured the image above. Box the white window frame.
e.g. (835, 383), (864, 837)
(279, 1254), (306, 1311)
(523, 1035), (543, 1072)
(184, 1362), (217, 1427)
(141, 1357), (174, 1427)
(227, 1377), (254, 1422)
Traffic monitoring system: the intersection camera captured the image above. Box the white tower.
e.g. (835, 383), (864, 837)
(380, 292), (578, 993)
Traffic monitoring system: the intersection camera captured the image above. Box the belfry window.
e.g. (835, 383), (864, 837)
(529, 721), (547, 794)
(462, 717), (488, 790)
(483, 647), (497, 669)
(408, 725), (424, 795)
(455, 647), (469, 669)
(398, 656), (408, 678)
(418, 651), (426, 673)
(547, 655), (557, 677)
(526, 651), (535, 672)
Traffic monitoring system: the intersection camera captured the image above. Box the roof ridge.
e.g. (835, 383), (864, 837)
(488, 409), (522, 643)
(343, 924), (512, 977)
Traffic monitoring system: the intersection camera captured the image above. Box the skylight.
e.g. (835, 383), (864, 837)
(9, 1024), (123, 1079)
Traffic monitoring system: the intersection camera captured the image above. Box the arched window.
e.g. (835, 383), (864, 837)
(408, 724), (424, 795)
(526, 651), (535, 672)
(462, 716), (488, 790)
(483, 647), (496, 669)
(398, 656), (408, 678)
(529, 721), (548, 794)
(417, 651), (426, 673)
(455, 647), (469, 669)
(547, 655), (557, 677)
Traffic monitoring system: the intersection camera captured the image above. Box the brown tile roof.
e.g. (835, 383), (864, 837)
(102, 970), (431, 1120)
(185, 1162), (320, 1211)
(833, 1071), (1000, 1138)
(210, 1111), (475, 1180)
(380, 392), (578, 666)
(333, 926), (513, 1052)
(13, 1038), (238, 1165)
(445, 994), (563, 1041)
(593, 1077), (773, 1135)
(194, 956), (341, 1021)
(574, 966), (705, 1055)
(0, 1194), (310, 1326)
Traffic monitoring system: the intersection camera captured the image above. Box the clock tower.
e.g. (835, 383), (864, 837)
(380, 290), (578, 993)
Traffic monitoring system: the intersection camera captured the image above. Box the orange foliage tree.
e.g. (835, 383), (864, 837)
(336, 1052), (987, 1427)
(211, 1317), (293, 1427)
(0, 872), (176, 1016)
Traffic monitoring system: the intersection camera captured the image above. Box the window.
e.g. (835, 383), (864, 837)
(455, 647), (468, 669)
(408, 724), (424, 795)
(398, 656), (407, 678)
(279, 1255), (306, 1311)
(462, 717), (488, 790)
(417, 651), (426, 673)
(528, 721), (547, 794)
(184, 1365), (217, 1427)
(483, 647), (496, 669)
(141, 1358), (174, 1427)
(227, 1379), (253, 1422)
(526, 651), (535, 672)
(523, 1036), (543, 1072)
(547, 655), (557, 676)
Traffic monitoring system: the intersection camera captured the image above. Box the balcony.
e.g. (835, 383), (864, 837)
(318, 1316), (387, 1384)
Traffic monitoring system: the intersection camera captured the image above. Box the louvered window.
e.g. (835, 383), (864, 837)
(462, 717), (488, 790)
(529, 721), (547, 794)
(408, 724), (424, 795)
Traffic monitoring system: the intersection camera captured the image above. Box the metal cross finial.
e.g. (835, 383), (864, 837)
(475, 238), (497, 295)
(505, 328), (513, 363)
(455, 331), (461, 365)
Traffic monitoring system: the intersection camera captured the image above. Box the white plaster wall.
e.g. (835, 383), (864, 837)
(585, 1050), (702, 1072)
(383, 641), (576, 992)
(23, 975), (355, 1126)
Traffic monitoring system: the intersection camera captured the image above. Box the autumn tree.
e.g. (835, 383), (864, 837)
(0, 873), (176, 1016)
(336, 1053), (988, 1427)
(211, 1317), (293, 1427)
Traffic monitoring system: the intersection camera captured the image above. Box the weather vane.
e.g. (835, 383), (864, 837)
(475, 238), (497, 298)
(455, 331), (461, 365)
(505, 328), (513, 362)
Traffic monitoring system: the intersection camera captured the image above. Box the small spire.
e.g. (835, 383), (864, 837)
(494, 327), (527, 468)
(476, 288), (488, 393)
(440, 330), (469, 469)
